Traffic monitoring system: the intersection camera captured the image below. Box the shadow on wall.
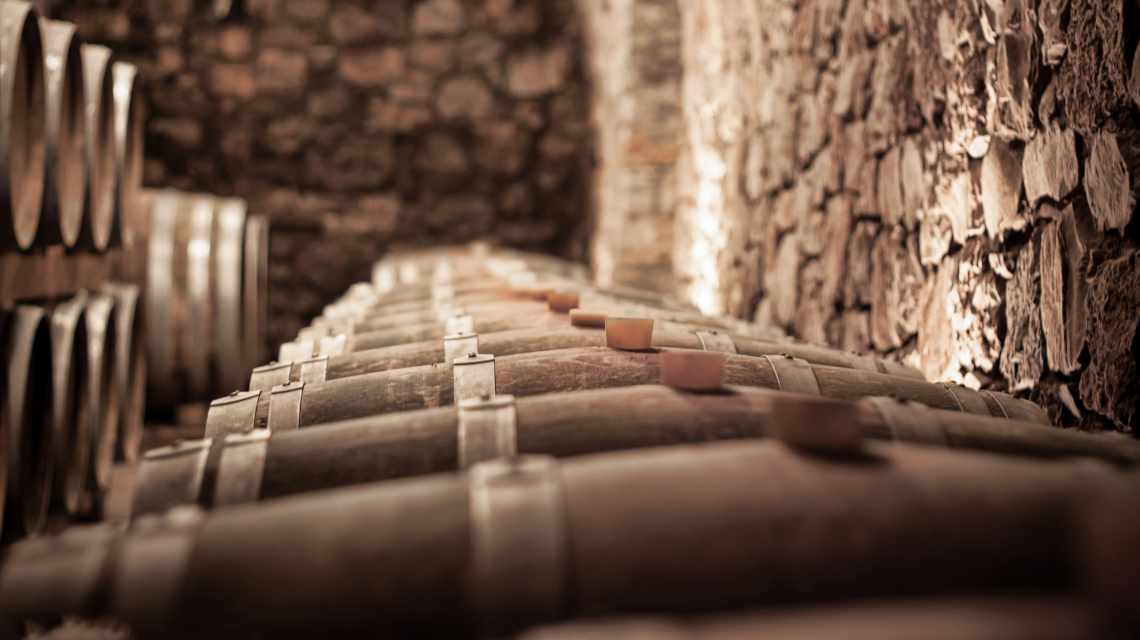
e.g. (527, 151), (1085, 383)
(56, 0), (597, 348)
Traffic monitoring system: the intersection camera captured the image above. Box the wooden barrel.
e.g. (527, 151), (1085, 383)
(348, 296), (733, 337)
(132, 385), (1140, 517)
(213, 198), (246, 395)
(237, 347), (1041, 432)
(242, 214), (269, 377)
(78, 291), (119, 518)
(0, 1), (46, 250)
(110, 61), (143, 249)
(46, 296), (89, 518)
(1, 305), (53, 540)
(146, 192), (267, 410)
(37, 19), (85, 248)
(520, 596), (1104, 640)
(106, 282), (145, 463)
(323, 325), (919, 382)
(2, 441), (1131, 636)
(77, 43), (115, 252)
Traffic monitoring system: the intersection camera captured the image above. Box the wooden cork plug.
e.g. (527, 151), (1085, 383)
(570, 309), (607, 328)
(661, 350), (725, 392)
(548, 290), (581, 313)
(769, 395), (865, 454)
(605, 317), (654, 350)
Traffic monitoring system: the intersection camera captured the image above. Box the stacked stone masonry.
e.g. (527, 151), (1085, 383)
(57, 0), (595, 347)
(585, 0), (1140, 432)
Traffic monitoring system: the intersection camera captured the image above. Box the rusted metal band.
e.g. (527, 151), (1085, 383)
(319, 334), (347, 357)
(114, 507), (204, 634)
(204, 390), (261, 438)
(278, 340), (315, 364)
(132, 440), (211, 517)
(294, 356), (328, 384)
(458, 395), (518, 469)
(453, 353), (496, 404)
(695, 330), (737, 354)
(213, 429), (271, 507)
(866, 397), (949, 447)
(267, 381), (304, 432)
(763, 355), (821, 395)
(249, 362), (291, 393)
(444, 332), (479, 365)
(467, 455), (568, 631)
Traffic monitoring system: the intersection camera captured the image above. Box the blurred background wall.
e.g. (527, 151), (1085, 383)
(56, 0), (595, 347)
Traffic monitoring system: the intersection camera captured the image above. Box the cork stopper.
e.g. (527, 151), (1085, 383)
(570, 309), (607, 328)
(605, 317), (654, 351)
(547, 290), (581, 313)
(769, 395), (864, 454)
(660, 350), (725, 392)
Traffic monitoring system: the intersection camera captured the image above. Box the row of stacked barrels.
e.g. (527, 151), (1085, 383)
(1, 245), (1139, 637)
(1, 1), (143, 252)
(0, 1), (148, 546)
(1, 286), (144, 542)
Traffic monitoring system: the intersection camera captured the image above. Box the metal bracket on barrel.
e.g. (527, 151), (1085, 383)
(762, 355), (821, 395)
(446, 313), (475, 336)
(132, 440), (212, 517)
(444, 332), (479, 365)
(294, 356), (328, 384)
(467, 455), (568, 633)
(865, 397), (949, 447)
(696, 330), (737, 354)
(319, 334), (348, 358)
(278, 340), (315, 364)
(453, 353), (496, 404)
(213, 429), (271, 507)
(458, 395), (518, 469)
(204, 390), (262, 438)
(267, 381), (304, 432)
(296, 325), (328, 344)
(249, 361), (292, 393)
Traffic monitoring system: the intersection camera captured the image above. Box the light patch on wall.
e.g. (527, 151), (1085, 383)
(680, 146), (729, 315)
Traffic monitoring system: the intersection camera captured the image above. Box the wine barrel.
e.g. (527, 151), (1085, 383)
(110, 61), (143, 249)
(235, 347), (1041, 433)
(37, 19), (85, 248)
(47, 296), (89, 517)
(105, 282), (145, 463)
(146, 192), (268, 410)
(1, 305), (53, 540)
(348, 296), (732, 337)
(132, 385), (1140, 517)
(214, 198), (246, 395)
(0, 1), (46, 250)
(242, 214), (269, 377)
(321, 324), (919, 382)
(78, 43), (115, 252)
(1, 441), (1131, 637)
(520, 596), (1104, 640)
(78, 291), (119, 518)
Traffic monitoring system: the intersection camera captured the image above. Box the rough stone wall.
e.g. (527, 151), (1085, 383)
(579, 0), (682, 293)
(672, 0), (1140, 430)
(57, 0), (594, 346)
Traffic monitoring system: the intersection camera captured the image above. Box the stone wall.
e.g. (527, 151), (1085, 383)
(579, 0), (682, 293)
(57, 0), (594, 346)
(586, 0), (1140, 431)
